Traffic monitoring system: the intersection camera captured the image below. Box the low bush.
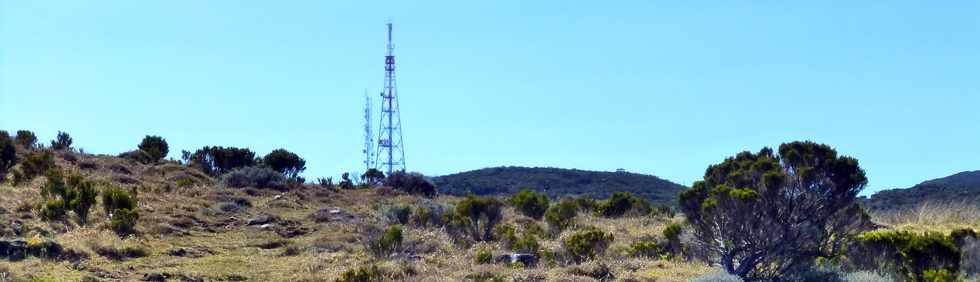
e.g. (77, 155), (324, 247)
(339, 173), (354, 189)
(544, 198), (578, 233)
(630, 241), (664, 258)
(103, 186), (139, 235)
(220, 166), (285, 190)
(137, 135), (169, 164)
(849, 229), (974, 281)
(453, 196), (503, 242)
(362, 168), (385, 186)
(15, 130), (37, 149)
(662, 223), (683, 257)
(0, 132), (15, 179)
(510, 189), (549, 220)
(382, 204), (412, 225)
(475, 247), (493, 264)
(595, 192), (651, 217)
(14, 150), (55, 185)
(513, 234), (540, 255)
(336, 265), (383, 282)
(110, 208), (139, 235)
(384, 171), (436, 197)
(39, 171), (98, 223)
(379, 226), (403, 255)
(366, 225), (403, 257)
(262, 149), (306, 178)
(563, 226), (614, 263)
(50, 131), (72, 151)
(187, 146), (256, 176)
(410, 202), (449, 227)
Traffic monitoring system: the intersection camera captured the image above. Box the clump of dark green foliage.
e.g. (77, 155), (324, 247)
(848, 229), (977, 281)
(544, 198), (579, 233)
(12, 150), (56, 186)
(137, 135), (169, 164)
(450, 196), (503, 242)
(0, 131), (16, 180)
(366, 225), (403, 257)
(509, 189), (549, 219)
(679, 141), (870, 280)
(563, 226), (614, 263)
(50, 131), (72, 151)
(15, 130), (38, 149)
(103, 186), (139, 235)
(336, 264), (383, 282)
(362, 168), (385, 186)
(220, 166), (285, 190)
(186, 146), (256, 176)
(384, 171), (436, 197)
(475, 247), (493, 264)
(40, 171), (98, 224)
(262, 148), (306, 179)
(595, 191), (651, 217)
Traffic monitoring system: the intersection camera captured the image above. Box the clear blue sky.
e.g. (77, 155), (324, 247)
(2, 1), (977, 195)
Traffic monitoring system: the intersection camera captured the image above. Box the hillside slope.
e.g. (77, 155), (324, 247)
(866, 170), (980, 211)
(432, 166), (687, 206)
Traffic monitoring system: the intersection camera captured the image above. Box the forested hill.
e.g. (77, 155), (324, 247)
(432, 166), (687, 206)
(865, 170), (980, 211)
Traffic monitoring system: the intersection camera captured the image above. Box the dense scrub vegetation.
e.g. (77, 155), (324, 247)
(433, 166), (686, 206)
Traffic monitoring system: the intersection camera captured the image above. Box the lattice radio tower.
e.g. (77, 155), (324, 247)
(362, 90), (374, 171)
(375, 22), (406, 175)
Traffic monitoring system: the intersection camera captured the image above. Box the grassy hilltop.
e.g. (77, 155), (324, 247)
(0, 131), (977, 281)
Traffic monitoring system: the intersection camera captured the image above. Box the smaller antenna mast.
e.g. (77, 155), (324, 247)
(363, 90), (374, 171)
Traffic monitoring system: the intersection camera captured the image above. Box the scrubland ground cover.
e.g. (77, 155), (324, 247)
(0, 132), (976, 281)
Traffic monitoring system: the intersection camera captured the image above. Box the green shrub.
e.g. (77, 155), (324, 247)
(15, 150), (55, 185)
(379, 226), (403, 255)
(851, 230), (969, 281)
(50, 131), (72, 151)
(544, 198), (578, 233)
(361, 168), (385, 186)
(662, 223), (683, 257)
(630, 241), (664, 257)
(262, 149), (306, 178)
(69, 179), (98, 223)
(102, 186), (137, 213)
(0, 132), (17, 178)
(596, 192), (651, 217)
(187, 146), (256, 176)
(41, 198), (67, 220)
(454, 196), (504, 242)
(563, 226), (614, 263)
(15, 130), (37, 149)
(220, 166), (285, 190)
(513, 234), (540, 255)
(103, 186), (139, 235)
(494, 224), (519, 247)
(40, 170), (97, 222)
(510, 189), (549, 219)
(175, 177), (194, 187)
(336, 265), (382, 282)
(475, 247), (493, 264)
(110, 208), (139, 235)
(524, 222), (548, 239)
(573, 197), (598, 212)
(384, 171), (436, 197)
(137, 135), (169, 164)
(382, 205), (413, 225)
(409, 202), (449, 227)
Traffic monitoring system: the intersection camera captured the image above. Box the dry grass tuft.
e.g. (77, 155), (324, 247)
(870, 201), (980, 233)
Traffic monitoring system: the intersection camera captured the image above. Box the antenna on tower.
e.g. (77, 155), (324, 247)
(363, 89), (374, 171)
(375, 22), (406, 175)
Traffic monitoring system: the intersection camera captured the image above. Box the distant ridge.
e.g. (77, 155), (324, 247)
(432, 166), (687, 206)
(865, 170), (980, 211)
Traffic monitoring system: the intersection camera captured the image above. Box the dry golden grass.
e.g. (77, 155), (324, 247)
(0, 152), (719, 281)
(869, 201), (980, 233)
